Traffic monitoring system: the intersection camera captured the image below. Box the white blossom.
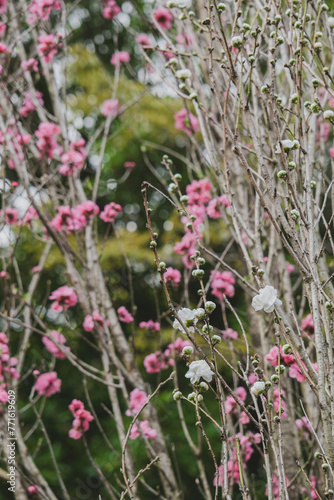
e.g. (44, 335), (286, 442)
(280, 139), (300, 151)
(328, 17), (334, 28)
(250, 381), (266, 396)
(185, 360), (214, 385)
(324, 110), (334, 120)
(252, 285), (282, 313)
(173, 308), (198, 333)
(175, 69), (192, 80)
(194, 308), (205, 320)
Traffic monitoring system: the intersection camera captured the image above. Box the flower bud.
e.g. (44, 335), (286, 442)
(282, 344), (291, 354)
(199, 381), (209, 391)
(271, 374), (279, 383)
(231, 36), (243, 48)
(173, 391), (182, 401)
(180, 195), (189, 203)
(277, 170), (287, 179)
(205, 301), (216, 313)
(182, 345), (194, 356)
(211, 335), (221, 344)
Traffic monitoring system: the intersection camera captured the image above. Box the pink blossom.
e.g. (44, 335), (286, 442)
(265, 345), (294, 367)
(174, 108), (199, 135)
(21, 58), (39, 72)
(164, 337), (192, 360)
(3, 207), (19, 225)
(49, 286), (78, 312)
(0, 42), (8, 53)
(19, 91), (44, 117)
(0, 271), (9, 279)
(101, 98), (119, 117)
(124, 161), (136, 168)
(102, 0), (120, 19)
(210, 270), (235, 300)
(310, 476), (318, 499)
(186, 179), (212, 206)
(266, 471), (290, 499)
(126, 388), (148, 416)
(248, 373), (257, 385)
(100, 202), (122, 223)
(143, 351), (168, 373)
(221, 328), (238, 340)
(272, 388), (287, 418)
(58, 150), (86, 176)
(139, 320), (160, 332)
(117, 306), (134, 323)
(37, 34), (62, 63)
(83, 311), (106, 332)
(300, 313), (314, 335)
(135, 34), (153, 46)
(206, 195), (229, 218)
(173, 232), (197, 269)
(32, 266), (41, 273)
(289, 362), (305, 382)
(154, 7), (173, 30)
(42, 331), (70, 359)
(295, 416), (312, 440)
(68, 399), (94, 439)
(110, 51), (130, 67)
(0, 0), (7, 15)
(27, 0), (61, 24)
(330, 147), (334, 159)
(239, 411), (250, 425)
(225, 386), (247, 414)
(51, 206), (86, 234)
(27, 485), (39, 494)
(316, 117), (330, 142)
(0, 383), (8, 402)
(35, 122), (61, 159)
(285, 261), (295, 273)
(20, 206), (39, 227)
(75, 201), (99, 220)
(129, 420), (157, 440)
(35, 371), (61, 397)
(164, 267), (181, 287)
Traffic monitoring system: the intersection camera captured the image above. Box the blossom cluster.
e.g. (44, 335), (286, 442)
(0, 332), (20, 402)
(144, 337), (192, 374)
(68, 399), (94, 439)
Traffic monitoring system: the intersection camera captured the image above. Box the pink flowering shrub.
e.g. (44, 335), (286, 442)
(129, 420), (157, 440)
(154, 7), (173, 30)
(100, 98), (119, 117)
(49, 286), (78, 311)
(117, 306), (134, 323)
(174, 108), (199, 135)
(37, 34), (62, 63)
(110, 51), (130, 67)
(68, 399), (94, 439)
(42, 331), (70, 359)
(35, 372), (61, 397)
(100, 202), (122, 223)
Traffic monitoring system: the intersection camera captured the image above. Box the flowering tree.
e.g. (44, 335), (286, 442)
(1, 0), (334, 499)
